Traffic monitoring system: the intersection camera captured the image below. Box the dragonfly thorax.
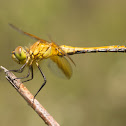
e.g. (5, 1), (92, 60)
(12, 46), (27, 64)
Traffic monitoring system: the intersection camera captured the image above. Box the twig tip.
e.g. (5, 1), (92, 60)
(0, 66), (8, 73)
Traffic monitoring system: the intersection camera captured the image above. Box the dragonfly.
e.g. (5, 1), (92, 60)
(9, 24), (126, 98)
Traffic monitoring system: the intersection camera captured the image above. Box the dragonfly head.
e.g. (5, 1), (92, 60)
(12, 46), (26, 64)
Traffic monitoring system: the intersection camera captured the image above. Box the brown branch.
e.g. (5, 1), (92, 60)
(0, 66), (60, 126)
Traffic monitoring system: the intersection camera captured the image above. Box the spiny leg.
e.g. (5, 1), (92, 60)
(34, 62), (46, 99)
(11, 65), (33, 83)
(22, 65), (33, 83)
(8, 63), (27, 73)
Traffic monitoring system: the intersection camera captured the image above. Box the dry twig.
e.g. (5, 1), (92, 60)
(0, 66), (60, 126)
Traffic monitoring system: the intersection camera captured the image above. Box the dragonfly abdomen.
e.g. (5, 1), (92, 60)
(60, 45), (126, 55)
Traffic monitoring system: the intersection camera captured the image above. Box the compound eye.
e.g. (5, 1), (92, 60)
(13, 46), (26, 61)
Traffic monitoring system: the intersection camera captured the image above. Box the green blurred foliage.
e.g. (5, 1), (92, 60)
(0, 0), (126, 126)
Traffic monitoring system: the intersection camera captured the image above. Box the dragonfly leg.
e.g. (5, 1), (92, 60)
(13, 65), (33, 81)
(8, 63), (27, 73)
(22, 65), (33, 83)
(11, 65), (33, 83)
(34, 62), (46, 98)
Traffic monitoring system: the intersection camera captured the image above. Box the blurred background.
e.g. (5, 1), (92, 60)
(0, 0), (126, 126)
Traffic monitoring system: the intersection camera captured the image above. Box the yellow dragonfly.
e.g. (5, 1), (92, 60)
(9, 24), (126, 98)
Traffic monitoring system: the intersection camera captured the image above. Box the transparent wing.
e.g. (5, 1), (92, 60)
(9, 24), (48, 43)
(51, 41), (76, 66)
(49, 56), (73, 79)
